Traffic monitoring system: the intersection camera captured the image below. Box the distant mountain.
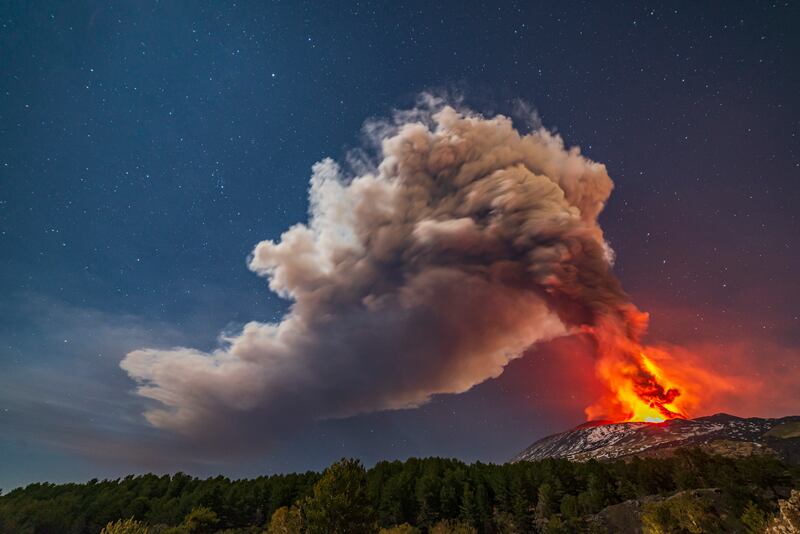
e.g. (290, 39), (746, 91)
(514, 413), (800, 463)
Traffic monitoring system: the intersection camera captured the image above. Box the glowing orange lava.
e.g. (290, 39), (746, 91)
(587, 346), (691, 424)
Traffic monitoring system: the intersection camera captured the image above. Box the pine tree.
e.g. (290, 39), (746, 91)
(302, 458), (376, 534)
(459, 483), (477, 527)
(536, 482), (557, 521)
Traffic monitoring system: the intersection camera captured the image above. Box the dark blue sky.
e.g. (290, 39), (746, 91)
(1, 1), (798, 489)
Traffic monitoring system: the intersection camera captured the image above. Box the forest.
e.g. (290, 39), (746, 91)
(1, 449), (797, 533)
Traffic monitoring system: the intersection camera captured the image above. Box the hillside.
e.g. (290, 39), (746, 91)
(514, 413), (800, 464)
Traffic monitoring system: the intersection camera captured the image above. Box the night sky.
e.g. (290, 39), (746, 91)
(1, 1), (799, 490)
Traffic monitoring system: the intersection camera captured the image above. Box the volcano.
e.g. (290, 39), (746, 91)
(514, 413), (800, 464)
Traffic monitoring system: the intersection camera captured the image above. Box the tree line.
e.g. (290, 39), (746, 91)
(1, 449), (797, 533)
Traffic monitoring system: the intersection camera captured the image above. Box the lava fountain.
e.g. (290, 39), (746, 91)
(583, 312), (692, 424)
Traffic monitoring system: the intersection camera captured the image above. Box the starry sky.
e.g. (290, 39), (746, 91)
(1, 1), (799, 489)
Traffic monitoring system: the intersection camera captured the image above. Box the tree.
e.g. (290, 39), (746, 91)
(509, 475), (533, 531)
(583, 469), (613, 513)
(459, 483), (477, 527)
(536, 482), (558, 521)
(377, 473), (414, 526)
(559, 494), (578, 520)
(266, 505), (302, 534)
(473, 481), (491, 529)
(183, 506), (219, 534)
(740, 501), (769, 534)
(542, 515), (569, 534)
(302, 458), (376, 534)
(439, 476), (460, 520)
(642, 493), (719, 534)
(416, 472), (441, 526)
(100, 518), (151, 534)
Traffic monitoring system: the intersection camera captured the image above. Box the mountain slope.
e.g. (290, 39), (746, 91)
(514, 413), (800, 463)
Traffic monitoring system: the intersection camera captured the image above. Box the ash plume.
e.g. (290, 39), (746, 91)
(122, 96), (649, 446)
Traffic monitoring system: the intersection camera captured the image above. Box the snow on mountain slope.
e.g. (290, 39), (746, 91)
(514, 414), (800, 463)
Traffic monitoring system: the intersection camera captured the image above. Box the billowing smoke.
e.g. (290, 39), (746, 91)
(122, 97), (652, 446)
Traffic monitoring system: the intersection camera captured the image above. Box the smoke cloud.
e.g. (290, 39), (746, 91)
(122, 96), (642, 446)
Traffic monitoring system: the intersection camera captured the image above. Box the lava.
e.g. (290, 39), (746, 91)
(585, 316), (692, 424)
(616, 352), (688, 422)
